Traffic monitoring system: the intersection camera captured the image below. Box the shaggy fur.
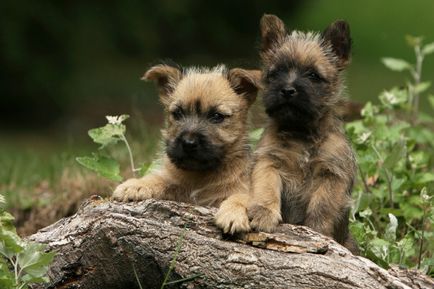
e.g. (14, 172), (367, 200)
(112, 64), (261, 234)
(248, 14), (358, 253)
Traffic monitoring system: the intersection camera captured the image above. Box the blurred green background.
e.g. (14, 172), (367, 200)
(0, 0), (433, 234)
(1, 0), (433, 137)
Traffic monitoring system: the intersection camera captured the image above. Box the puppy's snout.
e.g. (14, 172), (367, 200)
(280, 87), (298, 98)
(181, 132), (199, 151)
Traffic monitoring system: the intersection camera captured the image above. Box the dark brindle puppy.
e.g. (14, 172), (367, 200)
(248, 14), (358, 253)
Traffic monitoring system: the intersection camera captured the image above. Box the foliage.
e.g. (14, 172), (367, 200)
(0, 194), (55, 289)
(76, 114), (155, 182)
(347, 36), (434, 275)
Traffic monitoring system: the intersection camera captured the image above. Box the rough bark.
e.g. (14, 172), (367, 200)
(29, 197), (433, 289)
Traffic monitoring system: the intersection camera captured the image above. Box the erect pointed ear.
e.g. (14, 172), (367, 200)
(322, 20), (352, 69)
(142, 64), (182, 105)
(260, 14), (287, 55)
(228, 68), (262, 106)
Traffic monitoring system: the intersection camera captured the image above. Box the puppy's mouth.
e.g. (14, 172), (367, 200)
(263, 91), (321, 130)
(265, 96), (315, 119)
(166, 138), (224, 171)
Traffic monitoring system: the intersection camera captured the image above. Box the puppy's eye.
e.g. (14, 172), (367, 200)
(171, 108), (183, 120)
(307, 71), (321, 82)
(267, 69), (279, 79)
(209, 112), (225, 124)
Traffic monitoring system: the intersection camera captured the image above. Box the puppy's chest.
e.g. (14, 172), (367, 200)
(277, 141), (320, 179)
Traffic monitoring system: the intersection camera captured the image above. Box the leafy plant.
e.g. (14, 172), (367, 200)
(0, 194), (55, 289)
(347, 36), (434, 275)
(76, 115), (154, 182)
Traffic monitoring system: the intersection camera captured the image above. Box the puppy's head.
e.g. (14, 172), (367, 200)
(259, 14), (352, 131)
(144, 64), (260, 171)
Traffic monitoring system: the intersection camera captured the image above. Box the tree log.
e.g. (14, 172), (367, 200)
(29, 197), (434, 289)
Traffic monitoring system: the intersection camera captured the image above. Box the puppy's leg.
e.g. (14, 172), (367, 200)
(215, 192), (250, 234)
(248, 158), (283, 232)
(112, 173), (169, 202)
(304, 175), (351, 238)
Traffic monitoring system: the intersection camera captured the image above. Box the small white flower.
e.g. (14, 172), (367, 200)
(358, 131), (372, 144)
(420, 187), (432, 202)
(106, 115), (122, 125)
(384, 91), (399, 105)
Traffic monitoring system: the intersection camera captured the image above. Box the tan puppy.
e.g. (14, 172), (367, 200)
(248, 15), (358, 253)
(112, 64), (261, 234)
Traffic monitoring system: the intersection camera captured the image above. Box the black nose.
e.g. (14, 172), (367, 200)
(280, 87), (297, 98)
(181, 134), (198, 151)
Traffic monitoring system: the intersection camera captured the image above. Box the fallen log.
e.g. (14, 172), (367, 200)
(29, 197), (434, 289)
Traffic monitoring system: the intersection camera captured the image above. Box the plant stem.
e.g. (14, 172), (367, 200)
(164, 273), (203, 285)
(10, 257), (19, 288)
(412, 44), (423, 120)
(132, 263), (144, 289)
(358, 164), (372, 195)
(371, 144), (394, 208)
(385, 169), (394, 208)
(417, 208), (426, 269)
(120, 134), (138, 177)
(161, 228), (187, 289)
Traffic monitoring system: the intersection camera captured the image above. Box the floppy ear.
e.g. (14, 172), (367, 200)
(322, 20), (352, 69)
(228, 68), (262, 106)
(142, 64), (182, 105)
(260, 14), (287, 55)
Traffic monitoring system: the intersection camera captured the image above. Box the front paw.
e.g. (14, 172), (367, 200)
(215, 200), (250, 234)
(112, 178), (153, 202)
(248, 205), (281, 232)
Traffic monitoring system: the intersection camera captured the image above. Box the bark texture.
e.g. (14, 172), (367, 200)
(29, 197), (433, 289)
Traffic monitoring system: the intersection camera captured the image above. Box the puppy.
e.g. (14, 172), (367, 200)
(248, 14), (358, 253)
(112, 64), (261, 234)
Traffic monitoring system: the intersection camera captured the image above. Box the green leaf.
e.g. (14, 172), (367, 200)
(415, 173), (434, 185)
(384, 213), (398, 242)
(18, 243), (55, 279)
(0, 260), (14, 288)
(422, 42), (434, 55)
(359, 208), (372, 218)
(21, 255), (54, 278)
(21, 274), (50, 284)
(428, 95), (434, 110)
(139, 159), (161, 177)
(383, 140), (406, 170)
(369, 238), (391, 263)
(249, 128), (264, 145)
(88, 124), (125, 148)
(88, 114), (130, 148)
(0, 230), (24, 258)
(349, 221), (366, 244)
(76, 154), (122, 182)
(381, 58), (412, 71)
(414, 81), (431, 94)
(0, 211), (16, 231)
(360, 101), (378, 118)
(396, 234), (415, 261)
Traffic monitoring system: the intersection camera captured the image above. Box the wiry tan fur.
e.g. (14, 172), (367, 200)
(112, 64), (261, 234)
(248, 15), (358, 253)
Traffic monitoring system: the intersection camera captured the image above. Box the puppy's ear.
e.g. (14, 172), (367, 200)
(322, 20), (352, 69)
(142, 64), (182, 105)
(228, 68), (262, 106)
(260, 14), (287, 55)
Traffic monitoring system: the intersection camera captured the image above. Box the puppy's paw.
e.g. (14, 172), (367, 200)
(215, 200), (250, 234)
(248, 205), (281, 232)
(112, 178), (154, 202)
